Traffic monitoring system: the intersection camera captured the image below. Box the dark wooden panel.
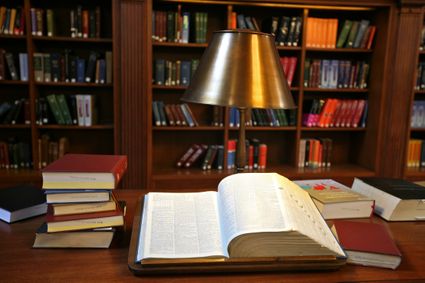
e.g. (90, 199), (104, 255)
(379, 7), (423, 178)
(119, 0), (149, 189)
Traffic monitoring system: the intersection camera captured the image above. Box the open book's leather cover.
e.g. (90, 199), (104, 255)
(128, 196), (346, 275)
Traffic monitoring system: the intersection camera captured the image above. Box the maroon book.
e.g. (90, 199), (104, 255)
(332, 220), (402, 269)
(42, 154), (127, 189)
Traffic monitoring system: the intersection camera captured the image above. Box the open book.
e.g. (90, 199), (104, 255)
(136, 173), (345, 263)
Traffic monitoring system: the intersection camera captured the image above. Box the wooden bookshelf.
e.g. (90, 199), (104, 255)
(146, 0), (396, 189)
(0, 0), (120, 184)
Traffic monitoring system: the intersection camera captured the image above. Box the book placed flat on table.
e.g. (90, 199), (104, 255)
(42, 153), (128, 189)
(0, 185), (47, 223)
(33, 223), (115, 248)
(135, 173), (346, 267)
(351, 177), (425, 221)
(45, 189), (111, 204)
(294, 179), (374, 219)
(331, 220), (402, 269)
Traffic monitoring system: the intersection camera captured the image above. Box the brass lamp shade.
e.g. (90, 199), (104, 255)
(181, 29), (296, 109)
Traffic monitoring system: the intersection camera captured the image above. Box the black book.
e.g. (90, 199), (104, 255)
(4, 52), (18, 80)
(351, 177), (425, 221)
(50, 53), (61, 82)
(85, 51), (99, 83)
(0, 185), (47, 223)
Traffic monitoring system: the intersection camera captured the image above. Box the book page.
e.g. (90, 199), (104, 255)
(136, 192), (225, 261)
(217, 173), (292, 249)
(279, 177), (345, 256)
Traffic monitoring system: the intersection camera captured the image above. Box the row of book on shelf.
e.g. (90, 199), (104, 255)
(229, 107), (296, 127)
(304, 59), (369, 89)
(176, 139), (267, 171)
(298, 138), (333, 168)
(153, 56), (296, 88)
(0, 139), (31, 169)
(29, 6), (102, 38)
(406, 139), (425, 168)
(0, 49), (112, 84)
(303, 99), (368, 128)
(0, 134), (70, 170)
(0, 94), (98, 126)
(153, 58), (199, 87)
(0, 6), (25, 35)
(152, 9), (207, 43)
(306, 18), (376, 49)
(136, 174), (425, 270)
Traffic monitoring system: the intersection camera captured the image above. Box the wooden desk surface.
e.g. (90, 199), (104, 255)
(1, 189), (425, 282)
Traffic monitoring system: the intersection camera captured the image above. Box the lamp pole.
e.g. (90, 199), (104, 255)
(236, 107), (246, 172)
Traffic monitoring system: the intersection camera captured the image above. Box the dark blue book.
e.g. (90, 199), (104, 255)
(0, 185), (47, 223)
(77, 58), (86, 83)
(180, 60), (191, 86)
(85, 51), (99, 83)
(50, 53), (62, 82)
(98, 59), (106, 84)
(155, 59), (165, 85)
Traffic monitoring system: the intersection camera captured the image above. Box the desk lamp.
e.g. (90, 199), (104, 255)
(181, 30), (296, 171)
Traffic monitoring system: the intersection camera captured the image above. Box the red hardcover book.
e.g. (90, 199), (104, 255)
(176, 144), (199, 167)
(331, 220), (402, 269)
(366, 26), (376, 49)
(286, 56), (297, 87)
(258, 144), (267, 169)
(46, 198), (124, 233)
(42, 154), (128, 189)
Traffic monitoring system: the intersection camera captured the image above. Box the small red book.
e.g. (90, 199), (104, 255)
(42, 154), (128, 189)
(331, 220), (402, 269)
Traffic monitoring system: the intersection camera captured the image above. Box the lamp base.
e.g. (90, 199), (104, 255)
(235, 108), (246, 172)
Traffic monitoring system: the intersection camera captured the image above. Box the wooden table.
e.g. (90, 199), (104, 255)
(1, 189), (425, 282)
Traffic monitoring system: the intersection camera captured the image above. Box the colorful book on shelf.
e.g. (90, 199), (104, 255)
(351, 177), (425, 221)
(136, 173), (346, 265)
(331, 220), (402, 269)
(0, 185), (47, 223)
(294, 179), (374, 220)
(42, 154), (128, 190)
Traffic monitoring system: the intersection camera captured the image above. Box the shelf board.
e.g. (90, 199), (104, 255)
(0, 80), (29, 85)
(0, 34), (26, 40)
(276, 46), (302, 51)
(153, 126), (224, 131)
(153, 42), (207, 48)
(306, 47), (373, 53)
(235, 126), (297, 131)
(304, 88), (368, 93)
(36, 82), (112, 87)
(301, 127), (366, 131)
(0, 169), (42, 189)
(0, 124), (31, 129)
(32, 36), (112, 43)
(152, 85), (187, 90)
(405, 168), (425, 178)
(38, 125), (114, 130)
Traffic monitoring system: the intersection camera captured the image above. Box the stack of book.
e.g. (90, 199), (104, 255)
(33, 153), (128, 249)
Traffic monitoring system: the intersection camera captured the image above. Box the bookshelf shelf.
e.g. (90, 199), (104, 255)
(153, 126), (224, 131)
(0, 0), (119, 178)
(153, 42), (208, 48)
(303, 88), (368, 93)
(306, 48), (373, 53)
(35, 82), (113, 88)
(37, 125), (114, 130)
(32, 36), (113, 43)
(300, 127), (366, 131)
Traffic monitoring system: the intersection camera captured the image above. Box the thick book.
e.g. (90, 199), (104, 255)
(351, 177), (425, 221)
(294, 179), (374, 219)
(331, 220), (402, 269)
(33, 224), (115, 249)
(136, 173), (346, 263)
(42, 154), (128, 189)
(0, 185), (47, 223)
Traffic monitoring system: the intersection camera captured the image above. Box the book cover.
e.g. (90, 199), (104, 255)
(42, 154), (128, 189)
(351, 177), (425, 221)
(0, 185), (47, 223)
(294, 179), (374, 219)
(331, 220), (401, 269)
